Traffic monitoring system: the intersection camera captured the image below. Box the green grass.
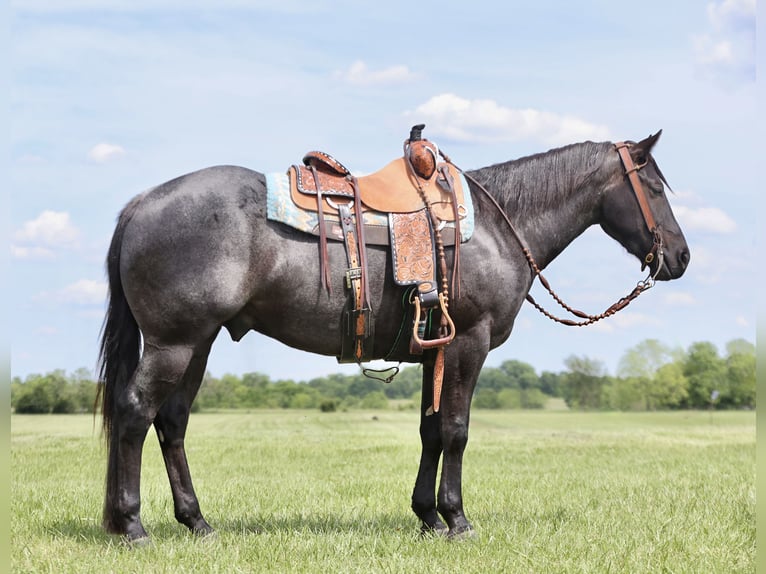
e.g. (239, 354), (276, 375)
(11, 410), (755, 573)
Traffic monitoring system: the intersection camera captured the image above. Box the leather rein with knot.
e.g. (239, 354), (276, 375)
(440, 142), (665, 327)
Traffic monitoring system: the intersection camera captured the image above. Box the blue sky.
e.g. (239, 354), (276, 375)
(9, 0), (757, 382)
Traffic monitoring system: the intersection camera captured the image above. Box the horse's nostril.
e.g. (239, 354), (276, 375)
(678, 249), (690, 267)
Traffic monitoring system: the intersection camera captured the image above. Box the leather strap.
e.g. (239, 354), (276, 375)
(614, 143), (657, 233)
(309, 166), (332, 294)
(350, 177), (372, 311)
(438, 164), (461, 299)
(337, 201), (373, 362)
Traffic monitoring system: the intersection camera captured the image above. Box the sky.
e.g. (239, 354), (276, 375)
(8, 0), (758, 383)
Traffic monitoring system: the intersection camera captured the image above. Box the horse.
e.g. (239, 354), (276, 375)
(97, 130), (689, 543)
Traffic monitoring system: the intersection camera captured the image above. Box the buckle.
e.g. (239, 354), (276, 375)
(345, 267), (362, 288)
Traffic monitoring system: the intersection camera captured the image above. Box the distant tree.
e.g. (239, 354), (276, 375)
(497, 388), (521, 409)
(538, 371), (564, 397)
(241, 372), (269, 389)
(653, 362), (689, 408)
(726, 338), (755, 357)
(13, 371), (79, 414)
(617, 339), (686, 410)
(618, 339), (673, 379)
(473, 388), (500, 409)
(499, 360), (539, 390)
(383, 365), (422, 399)
(477, 367), (513, 392)
(725, 340), (755, 408)
(348, 375), (384, 399)
(70, 368), (99, 413)
(10, 337), (753, 414)
(319, 399), (338, 413)
(14, 378), (53, 414)
(683, 342), (727, 408)
(359, 391), (389, 409)
(607, 376), (643, 411)
(520, 388), (547, 409)
(561, 355), (607, 410)
(289, 391), (319, 409)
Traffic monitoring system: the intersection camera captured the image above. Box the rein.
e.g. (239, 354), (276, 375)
(440, 143), (665, 327)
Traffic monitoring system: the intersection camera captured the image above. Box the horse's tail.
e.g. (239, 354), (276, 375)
(96, 194), (145, 442)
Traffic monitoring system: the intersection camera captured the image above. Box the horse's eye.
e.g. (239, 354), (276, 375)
(645, 177), (664, 195)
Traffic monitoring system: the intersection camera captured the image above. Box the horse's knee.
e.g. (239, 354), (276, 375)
(441, 417), (469, 453)
(419, 416), (441, 447)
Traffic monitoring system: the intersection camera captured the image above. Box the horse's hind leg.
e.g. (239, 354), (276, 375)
(103, 342), (195, 542)
(152, 335), (216, 537)
(411, 357), (448, 535)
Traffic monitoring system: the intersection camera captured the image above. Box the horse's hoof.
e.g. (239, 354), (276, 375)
(121, 534), (153, 548)
(447, 526), (478, 542)
(420, 521), (449, 537)
(195, 528), (218, 543)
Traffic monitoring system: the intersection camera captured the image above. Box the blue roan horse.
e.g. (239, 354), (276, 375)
(98, 131), (689, 543)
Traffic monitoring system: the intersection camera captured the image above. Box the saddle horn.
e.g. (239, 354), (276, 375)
(409, 124), (425, 142)
(406, 124), (437, 180)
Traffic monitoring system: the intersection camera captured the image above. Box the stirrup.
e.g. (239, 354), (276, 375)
(411, 293), (455, 349)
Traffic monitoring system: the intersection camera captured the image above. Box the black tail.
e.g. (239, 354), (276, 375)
(96, 195), (144, 442)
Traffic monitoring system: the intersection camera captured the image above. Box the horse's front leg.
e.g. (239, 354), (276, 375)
(411, 356), (448, 535)
(436, 338), (487, 538)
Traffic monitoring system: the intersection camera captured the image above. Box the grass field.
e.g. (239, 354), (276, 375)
(11, 410), (755, 573)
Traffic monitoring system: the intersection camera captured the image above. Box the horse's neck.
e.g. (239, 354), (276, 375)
(519, 182), (603, 270)
(474, 144), (609, 270)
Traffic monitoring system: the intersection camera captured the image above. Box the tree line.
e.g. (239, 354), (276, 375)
(10, 338), (755, 414)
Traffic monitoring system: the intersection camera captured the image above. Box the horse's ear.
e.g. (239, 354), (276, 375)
(630, 130), (662, 163)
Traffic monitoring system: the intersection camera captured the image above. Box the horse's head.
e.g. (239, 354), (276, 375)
(599, 131), (689, 281)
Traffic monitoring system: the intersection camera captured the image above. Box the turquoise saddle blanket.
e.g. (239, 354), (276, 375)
(265, 171), (474, 245)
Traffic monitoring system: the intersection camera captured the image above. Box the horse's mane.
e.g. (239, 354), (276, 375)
(467, 141), (613, 218)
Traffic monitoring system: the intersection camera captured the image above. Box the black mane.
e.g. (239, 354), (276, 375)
(468, 141), (613, 217)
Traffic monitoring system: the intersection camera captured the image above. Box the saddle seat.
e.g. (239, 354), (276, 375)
(289, 152), (466, 222)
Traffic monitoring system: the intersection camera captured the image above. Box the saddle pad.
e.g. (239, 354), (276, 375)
(266, 171), (474, 244)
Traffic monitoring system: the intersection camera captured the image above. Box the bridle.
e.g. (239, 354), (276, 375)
(614, 142), (665, 276)
(440, 142), (665, 327)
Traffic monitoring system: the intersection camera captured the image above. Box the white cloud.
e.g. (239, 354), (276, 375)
(694, 37), (735, 66)
(735, 315), (749, 327)
(692, 0), (755, 83)
(673, 205), (737, 234)
(406, 93), (610, 146)
(12, 211), (81, 258)
(88, 142), (126, 163)
(334, 60), (416, 86)
(707, 0), (755, 29)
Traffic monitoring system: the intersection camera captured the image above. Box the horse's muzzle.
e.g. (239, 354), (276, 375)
(653, 245), (690, 281)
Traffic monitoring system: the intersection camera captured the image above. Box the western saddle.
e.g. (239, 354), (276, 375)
(287, 125), (467, 412)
